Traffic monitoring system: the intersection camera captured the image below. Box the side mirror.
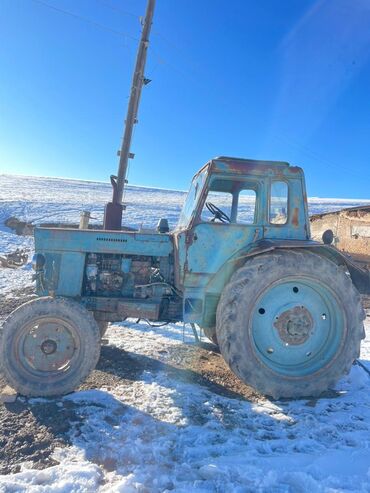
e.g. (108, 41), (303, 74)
(322, 229), (334, 245)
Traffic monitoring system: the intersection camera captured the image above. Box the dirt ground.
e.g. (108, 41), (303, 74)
(0, 288), (260, 475)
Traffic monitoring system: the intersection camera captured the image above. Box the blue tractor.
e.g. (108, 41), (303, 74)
(1, 0), (368, 398)
(0, 155), (368, 398)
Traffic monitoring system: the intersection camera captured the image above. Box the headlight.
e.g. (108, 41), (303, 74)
(32, 253), (46, 271)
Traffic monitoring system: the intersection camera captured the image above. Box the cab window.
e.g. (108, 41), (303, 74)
(270, 181), (288, 224)
(177, 169), (207, 229)
(201, 179), (257, 224)
(201, 191), (233, 223)
(237, 189), (256, 224)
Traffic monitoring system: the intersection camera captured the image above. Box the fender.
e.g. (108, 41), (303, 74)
(228, 238), (370, 296)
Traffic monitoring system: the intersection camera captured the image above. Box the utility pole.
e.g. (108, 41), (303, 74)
(104, 0), (156, 230)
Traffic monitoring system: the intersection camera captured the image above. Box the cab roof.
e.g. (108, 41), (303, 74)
(195, 156), (303, 179)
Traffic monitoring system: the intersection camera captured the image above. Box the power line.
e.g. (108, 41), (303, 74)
(273, 132), (369, 181)
(95, 0), (203, 88)
(95, 0), (196, 81)
(94, 1), (203, 84)
(29, 1), (205, 99)
(30, 0), (139, 41)
(96, 0), (139, 20)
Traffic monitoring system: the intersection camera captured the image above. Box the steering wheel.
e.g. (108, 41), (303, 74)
(206, 202), (231, 223)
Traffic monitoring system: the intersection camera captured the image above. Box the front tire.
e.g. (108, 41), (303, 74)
(216, 250), (365, 399)
(0, 297), (101, 397)
(97, 321), (109, 338)
(202, 326), (218, 346)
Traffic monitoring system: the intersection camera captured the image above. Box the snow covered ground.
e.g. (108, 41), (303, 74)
(1, 321), (370, 493)
(1, 173), (370, 492)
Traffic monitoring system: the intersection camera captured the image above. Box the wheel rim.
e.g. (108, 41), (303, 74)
(15, 317), (81, 379)
(250, 277), (346, 377)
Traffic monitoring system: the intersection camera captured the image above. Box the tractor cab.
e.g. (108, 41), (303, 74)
(173, 156), (310, 304)
(176, 156), (310, 238)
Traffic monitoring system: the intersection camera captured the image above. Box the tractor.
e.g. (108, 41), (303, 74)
(0, 155), (369, 399)
(1, 0), (369, 399)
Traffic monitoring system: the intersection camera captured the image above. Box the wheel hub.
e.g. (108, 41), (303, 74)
(274, 306), (313, 345)
(22, 320), (77, 373)
(40, 339), (57, 355)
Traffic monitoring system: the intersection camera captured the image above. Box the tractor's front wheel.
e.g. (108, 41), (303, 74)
(202, 326), (218, 346)
(216, 250), (365, 399)
(97, 321), (109, 338)
(0, 297), (101, 397)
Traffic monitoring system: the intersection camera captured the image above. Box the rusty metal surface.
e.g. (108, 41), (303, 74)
(291, 207), (299, 227)
(210, 157), (301, 179)
(103, 202), (124, 230)
(19, 317), (80, 374)
(190, 156), (300, 182)
(274, 306), (314, 345)
(117, 300), (160, 320)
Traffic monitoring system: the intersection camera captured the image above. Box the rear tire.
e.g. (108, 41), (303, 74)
(0, 297), (101, 397)
(216, 250), (365, 399)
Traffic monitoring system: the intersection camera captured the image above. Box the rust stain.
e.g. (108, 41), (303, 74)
(290, 166), (302, 174)
(221, 161), (285, 176)
(226, 162), (259, 174)
(302, 189), (307, 204)
(292, 207), (299, 227)
(185, 230), (196, 246)
(269, 167), (283, 177)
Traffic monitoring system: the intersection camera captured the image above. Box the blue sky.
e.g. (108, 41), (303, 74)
(1, 0), (370, 198)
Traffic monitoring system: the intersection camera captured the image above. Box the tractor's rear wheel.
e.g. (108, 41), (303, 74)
(0, 297), (101, 397)
(216, 250), (365, 399)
